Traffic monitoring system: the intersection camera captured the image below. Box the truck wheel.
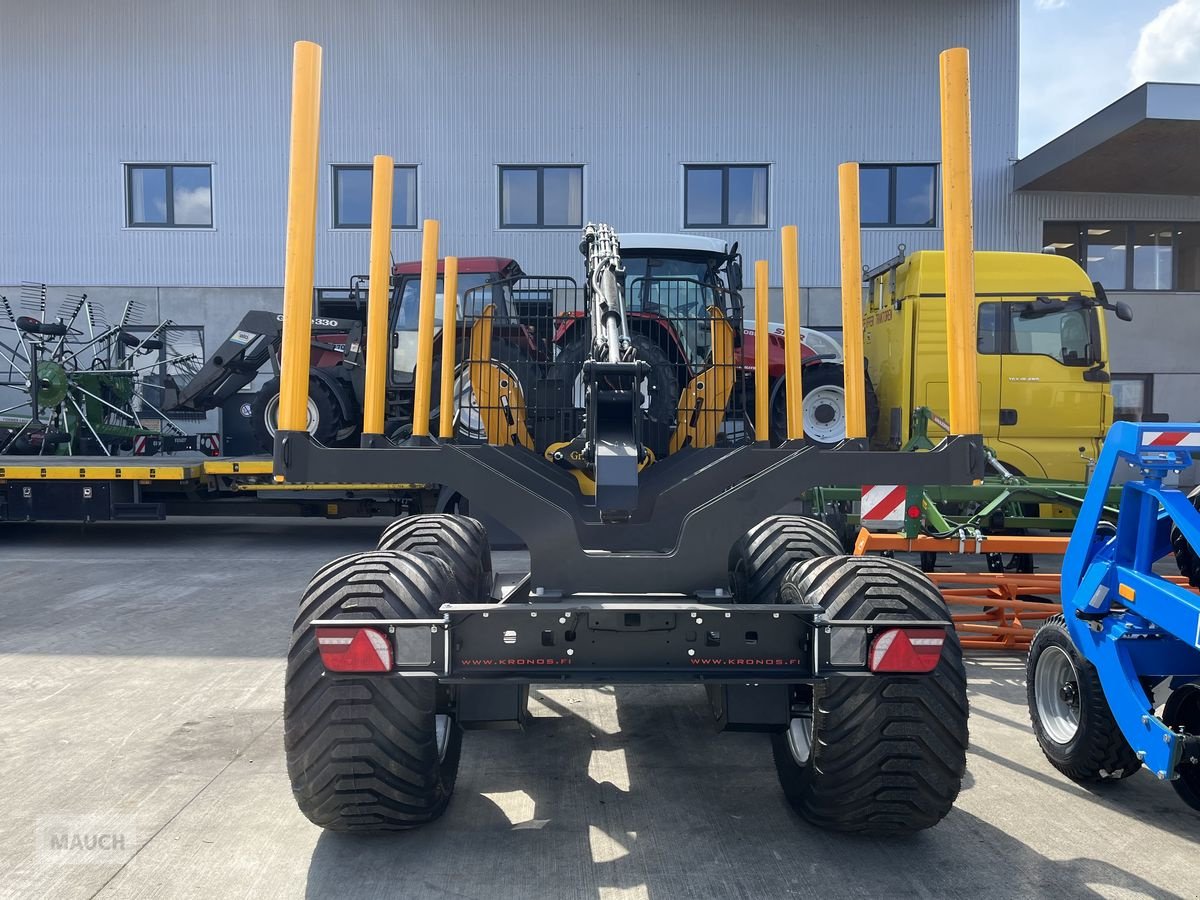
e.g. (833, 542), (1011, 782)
(1171, 486), (1200, 587)
(1027, 614), (1142, 782)
(728, 515), (841, 604)
(251, 373), (348, 452)
(771, 555), (968, 833)
(377, 513), (493, 603)
(284, 550), (461, 832)
(770, 365), (880, 448)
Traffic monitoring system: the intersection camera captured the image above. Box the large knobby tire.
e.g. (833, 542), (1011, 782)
(770, 364), (880, 448)
(558, 331), (682, 460)
(728, 515), (842, 604)
(1171, 486), (1200, 587)
(377, 513), (493, 603)
(1164, 684), (1200, 810)
(771, 555), (968, 833)
(251, 373), (349, 452)
(284, 550), (462, 832)
(1026, 615), (1142, 783)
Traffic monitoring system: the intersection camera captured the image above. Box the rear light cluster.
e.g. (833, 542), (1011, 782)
(316, 626), (393, 673)
(868, 628), (946, 673)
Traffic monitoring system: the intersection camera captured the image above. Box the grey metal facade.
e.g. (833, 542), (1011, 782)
(2, 0), (1199, 418)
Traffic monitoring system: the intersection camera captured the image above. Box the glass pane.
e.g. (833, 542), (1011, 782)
(542, 167), (582, 227)
(1111, 377), (1147, 421)
(727, 166), (768, 226)
(1042, 222), (1081, 261)
(335, 168), (372, 227)
(977, 303), (1001, 354)
(172, 166), (212, 226)
(501, 168), (538, 226)
(1178, 225), (1200, 291)
(1132, 222), (1174, 290)
(1084, 224), (1127, 290)
(1009, 306), (1093, 365)
(859, 167), (890, 225)
(685, 168), (723, 226)
(129, 167), (168, 224)
(393, 166), (417, 228)
(894, 165), (936, 226)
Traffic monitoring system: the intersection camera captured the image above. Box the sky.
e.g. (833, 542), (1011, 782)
(1020, 0), (1200, 156)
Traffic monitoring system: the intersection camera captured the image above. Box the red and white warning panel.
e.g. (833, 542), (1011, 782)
(861, 484), (907, 531)
(1141, 430), (1200, 448)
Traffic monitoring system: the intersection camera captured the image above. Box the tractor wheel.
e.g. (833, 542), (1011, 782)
(1026, 615), (1142, 782)
(436, 344), (540, 444)
(728, 515), (841, 604)
(377, 513), (493, 603)
(1171, 486), (1200, 587)
(284, 550), (461, 832)
(771, 555), (968, 833)
(558, 332), (681, 460)
(770, 364), (880, 448)
(1164, 684), (1200, 810)
(251, 373), (350, 452)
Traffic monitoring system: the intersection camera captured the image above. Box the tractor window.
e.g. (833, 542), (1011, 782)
(394, 275), (497, 331)
(1008, 305), (1095, 366)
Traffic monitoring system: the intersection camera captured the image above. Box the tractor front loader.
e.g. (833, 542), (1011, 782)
(275, 42), (986, 835)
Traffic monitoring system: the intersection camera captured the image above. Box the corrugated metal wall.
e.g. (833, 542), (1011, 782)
(2, 0), (1023, 288)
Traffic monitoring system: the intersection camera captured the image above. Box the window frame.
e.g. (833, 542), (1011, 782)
(1041, 222), (1199, 292)
(497, 164), (584, 230)
(682, 164), (770, 229)
(1111, 373), (1164, 422)
(124, 163), (214, 229)
(858, 163), (939, 229)
(330, 163), (420, 230)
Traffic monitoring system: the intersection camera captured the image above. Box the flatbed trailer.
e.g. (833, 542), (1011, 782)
(0, 455), (431, 522)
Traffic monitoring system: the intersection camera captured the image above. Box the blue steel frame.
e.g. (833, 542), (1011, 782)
(1062, 421), (1200, 779)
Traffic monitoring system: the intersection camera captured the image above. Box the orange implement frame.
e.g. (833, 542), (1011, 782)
(853, 527), (1195, 651)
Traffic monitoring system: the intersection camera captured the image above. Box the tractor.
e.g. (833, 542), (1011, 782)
(275, 41), (985, 836)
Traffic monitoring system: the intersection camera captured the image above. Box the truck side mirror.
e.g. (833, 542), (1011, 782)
(727, 257), (743, 293)
(1114, 301), (1133, 322)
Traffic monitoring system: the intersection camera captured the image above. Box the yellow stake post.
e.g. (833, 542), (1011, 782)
(438, 256), (459, 439)
(781, 225), (804, 441)
(410, 219), (440, 438)
(837, 162), (867, 440)
(939, 47), (980, 436)
(754, 260), (770, 443)
(362, 155), (394, 442)
(277, 40), (323, 441)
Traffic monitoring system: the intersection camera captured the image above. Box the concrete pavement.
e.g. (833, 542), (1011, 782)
(1, 519), (1197, 899)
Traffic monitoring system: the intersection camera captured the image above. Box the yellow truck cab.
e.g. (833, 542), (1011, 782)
(864, 250), (1130, 482)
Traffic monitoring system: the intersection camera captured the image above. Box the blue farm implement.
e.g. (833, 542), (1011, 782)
(1027, 421), (1200, 809)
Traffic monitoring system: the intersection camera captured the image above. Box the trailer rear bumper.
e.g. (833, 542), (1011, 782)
(311, 600), (952, 684)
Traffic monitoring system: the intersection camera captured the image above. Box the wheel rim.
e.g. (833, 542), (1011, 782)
(454, 363), (521, 440)
(265, 393), (319, 438)
(802, 385), (846, 444)
(1035, 645), (1082, 744)
(435, 713), (452, 761)
(786, 712), (814, 765)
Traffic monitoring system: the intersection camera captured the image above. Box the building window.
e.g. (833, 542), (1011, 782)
(499, 165), (583, 229)
(859, 164), (937, 228)
(125, 164), (212, 228)
(1042, 222), (1200, 292)
(332, 165), (418, 229)
(1111, 374), (1154, 422)
(684, 165), (768, 228)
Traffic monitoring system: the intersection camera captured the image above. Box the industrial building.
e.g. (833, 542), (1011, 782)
(2, 0), (1199, 419)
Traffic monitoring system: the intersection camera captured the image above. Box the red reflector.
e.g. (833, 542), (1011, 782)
(869, 628), (945, 673)
(315, 627), (393, 673)
(907, 505), (922, 519)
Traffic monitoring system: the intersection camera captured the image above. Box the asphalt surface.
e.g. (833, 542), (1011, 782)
(1, 519), (1198, 900)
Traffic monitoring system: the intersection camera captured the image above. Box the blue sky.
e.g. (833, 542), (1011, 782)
(1020, 0), (1200, 155)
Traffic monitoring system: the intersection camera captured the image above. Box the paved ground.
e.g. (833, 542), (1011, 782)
(1, 519), (1198, 900)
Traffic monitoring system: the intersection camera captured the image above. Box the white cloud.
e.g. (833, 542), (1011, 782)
(1130, 0), (1200, 85)
(1035, 0), (1068, 9)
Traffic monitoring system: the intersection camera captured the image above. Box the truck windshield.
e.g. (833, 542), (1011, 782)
(394, 274), (496, 330)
